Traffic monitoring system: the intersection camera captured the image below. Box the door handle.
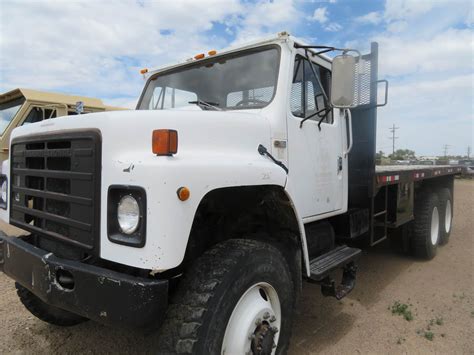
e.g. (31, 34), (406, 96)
(338, 156), (343, 172)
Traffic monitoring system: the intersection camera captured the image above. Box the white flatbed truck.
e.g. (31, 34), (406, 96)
(0, 33), (462, 354)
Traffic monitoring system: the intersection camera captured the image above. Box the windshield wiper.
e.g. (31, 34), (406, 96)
(258, 144), (288, 174)
(188, 100), (222, 111)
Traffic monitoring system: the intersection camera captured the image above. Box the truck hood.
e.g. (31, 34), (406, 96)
(10, 109), (273, 158)
(7, 109), (288, 271)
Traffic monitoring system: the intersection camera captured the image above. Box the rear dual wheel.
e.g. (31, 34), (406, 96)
(411, 192), (440, 259)
(411, 187), (454, 259)
(438, 188), (453, 245)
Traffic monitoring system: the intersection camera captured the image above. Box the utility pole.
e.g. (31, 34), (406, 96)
(443, 144), (451, 158)
(467, 145), (471, 158)
(388, 124), (399, 156)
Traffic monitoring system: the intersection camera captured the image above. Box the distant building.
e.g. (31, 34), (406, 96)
(418, 156), (438, 161)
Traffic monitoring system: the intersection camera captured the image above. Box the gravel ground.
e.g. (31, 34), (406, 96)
(0, 179), (472, 354)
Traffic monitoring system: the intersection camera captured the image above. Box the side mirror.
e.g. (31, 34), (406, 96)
(331, 54), (357, 108)
(75, 101), (84, 115)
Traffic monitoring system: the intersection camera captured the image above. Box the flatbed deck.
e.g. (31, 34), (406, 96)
(375, 165), (463, 187)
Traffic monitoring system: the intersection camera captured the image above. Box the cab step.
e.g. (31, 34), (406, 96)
(308, 245), (361, 300)
(309, 245), (361, 281)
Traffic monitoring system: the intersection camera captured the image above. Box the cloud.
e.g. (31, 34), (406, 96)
(230, 0), (300, 44)
(311, 7), (328, 23)
(375, 27), (473, 77)
(324, 22), (342, 32)
(0, 0), (472, 155)
(384, 0), (436, 21)
(355, 11), (382, 25)
(377, 75), (473, 155)
(384, 0), (471, 35)
(0, 0), (245, 103)
(0, 0), (302, 107)
(104, 96), (138, 110)
(309, 6), (341, 31)
(368, 0), (474, 156)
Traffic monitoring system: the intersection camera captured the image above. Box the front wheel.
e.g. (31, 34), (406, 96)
(156, 239), (295, 354)
(16, 283), (87, 326)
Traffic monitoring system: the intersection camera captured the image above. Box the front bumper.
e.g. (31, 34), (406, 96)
(0, 232), (168, 328)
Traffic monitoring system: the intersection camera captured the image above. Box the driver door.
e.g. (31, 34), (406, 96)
(286, 54), (346, 219)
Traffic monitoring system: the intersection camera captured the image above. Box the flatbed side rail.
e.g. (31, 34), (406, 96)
(374, 166), (463, 189)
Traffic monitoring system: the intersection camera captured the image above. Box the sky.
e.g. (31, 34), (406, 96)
(0, 0), (472, 156)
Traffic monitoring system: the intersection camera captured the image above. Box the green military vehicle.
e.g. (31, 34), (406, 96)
(0, 88), (123, 163)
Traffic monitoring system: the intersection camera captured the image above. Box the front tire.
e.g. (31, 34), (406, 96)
(411, 192), (440, 259)
(156, 239), (295, 354)
(16, 283), (87, 326)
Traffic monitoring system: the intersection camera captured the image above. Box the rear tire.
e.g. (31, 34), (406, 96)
(16, 283), (87, 326)
(438, 188), (453, 245)
(411, 192), (440, 260)
(156, 239), (295, 354)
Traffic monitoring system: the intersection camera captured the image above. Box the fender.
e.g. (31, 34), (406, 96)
(282, 190), (310, 276)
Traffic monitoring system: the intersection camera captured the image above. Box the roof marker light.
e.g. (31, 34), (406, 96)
(194, 53), (205, 60)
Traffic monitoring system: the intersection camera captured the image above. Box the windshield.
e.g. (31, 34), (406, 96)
(0, 97), (25, 135)
(138, 46), (280, 111)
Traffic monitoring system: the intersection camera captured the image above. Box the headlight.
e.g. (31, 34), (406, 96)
(117, 195), (140, 234)
(108, 186), (146, 247)
(1, 179), (7, 202)
(0, 176), (7, 209)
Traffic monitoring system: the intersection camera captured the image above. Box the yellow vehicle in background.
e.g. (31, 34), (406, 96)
(0, 88), (123, 163)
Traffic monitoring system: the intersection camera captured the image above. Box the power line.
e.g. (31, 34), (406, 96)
(443, 144), (451, 158)
(388, 124), (399, 155)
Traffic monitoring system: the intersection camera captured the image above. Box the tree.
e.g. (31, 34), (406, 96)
(375, 150), (385, 164)
(389, 149), (415, 160)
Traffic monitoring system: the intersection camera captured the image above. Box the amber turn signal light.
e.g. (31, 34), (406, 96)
(194, 53), (205, 60)
(177, 187), (190, 201)
(152, 129), (178, 156)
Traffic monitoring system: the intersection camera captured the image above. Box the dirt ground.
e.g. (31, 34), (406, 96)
(0, 180), (472, 354)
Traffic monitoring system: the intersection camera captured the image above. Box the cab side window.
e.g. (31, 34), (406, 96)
(149, 86), (197, 110)
(290, 55), (333, 124)
(22, 107), (57, 126)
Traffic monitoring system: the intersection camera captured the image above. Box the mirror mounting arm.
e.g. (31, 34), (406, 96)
(304, 49), (329, 103)
(317, 108), (333, 131)
(299, 106), (332, 129)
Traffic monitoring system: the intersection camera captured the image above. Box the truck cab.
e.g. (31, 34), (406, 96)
(0, 88), (123, 163)
(0, 33), (458, 354)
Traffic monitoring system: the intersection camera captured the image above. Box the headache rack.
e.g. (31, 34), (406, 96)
(9, 130), (101, 255)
